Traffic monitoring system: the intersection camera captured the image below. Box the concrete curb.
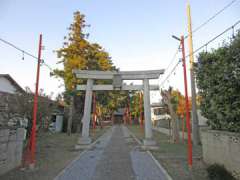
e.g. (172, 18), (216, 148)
(124, 126), (142, 145)
(125, 126), (173, 180)
(147, 151), (173, 180)
(54, 127), (113, 180)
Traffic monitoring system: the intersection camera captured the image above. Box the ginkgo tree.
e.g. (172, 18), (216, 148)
(53, 11), (128, 132)
(53, 11), (115, 92)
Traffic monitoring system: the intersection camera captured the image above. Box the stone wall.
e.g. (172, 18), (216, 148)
(0, 128), (26, 175)
(201, 130), (240, 179)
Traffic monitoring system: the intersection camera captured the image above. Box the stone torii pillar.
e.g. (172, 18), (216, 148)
(143, 78), (155, 146)
(73, 69), (164, 147)
(79, 79), (93, 144)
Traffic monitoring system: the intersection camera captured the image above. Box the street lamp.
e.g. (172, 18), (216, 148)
(172, 35), (181, 41)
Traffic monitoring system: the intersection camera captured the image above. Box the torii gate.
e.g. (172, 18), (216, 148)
(73, 69), (164, 147)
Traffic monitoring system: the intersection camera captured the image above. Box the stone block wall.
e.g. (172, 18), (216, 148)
(0, 128), (26, 175)
(201, 130), (240, 179)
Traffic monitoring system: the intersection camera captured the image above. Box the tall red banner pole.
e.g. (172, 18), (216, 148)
(29, 34), (42, 168)
(93, 92), (96, 129)
(139, 92), (143, 128)
(128, 96), (132, 125)
(182, 114), (185, 142)
(180, 35), (193, 168)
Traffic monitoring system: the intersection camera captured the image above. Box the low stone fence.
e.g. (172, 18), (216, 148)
(0, 128), (26, 175)
(201, 130), (240, 179)
(153, 126), (208, 141)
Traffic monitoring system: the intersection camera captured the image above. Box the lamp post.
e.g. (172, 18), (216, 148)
(172, 35), (193, 169)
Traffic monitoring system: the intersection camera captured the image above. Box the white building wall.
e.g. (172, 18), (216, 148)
(0, 77), (17, 94)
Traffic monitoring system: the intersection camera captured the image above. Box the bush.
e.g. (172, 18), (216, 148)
(207, 164), (236, 180)
(195, 32), (240, 132)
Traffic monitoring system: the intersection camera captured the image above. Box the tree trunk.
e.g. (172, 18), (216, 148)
(167, 101), (180, 143)
(162, 90), (180, 143)
(67, 96), (74, 136)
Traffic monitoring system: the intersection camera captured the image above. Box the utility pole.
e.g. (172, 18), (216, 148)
(29, 34), (43, 169)
(187, 3), (200, 145)
(172, 34), (193, 168)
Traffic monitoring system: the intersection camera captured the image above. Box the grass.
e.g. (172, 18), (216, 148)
(0, 126), (109, 180)
(128, 125), (209, 180)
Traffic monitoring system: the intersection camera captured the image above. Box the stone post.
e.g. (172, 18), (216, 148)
(78, 78), (93, 145)
(143, 78), (156, 146)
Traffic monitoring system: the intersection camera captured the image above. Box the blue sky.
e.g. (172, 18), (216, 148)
(0, 0), (240, 101)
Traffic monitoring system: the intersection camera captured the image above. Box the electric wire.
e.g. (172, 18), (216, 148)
(159, 59), (182, 88)
(164, 45), (180, 73)
(186, 19), (240, 58)
(186, 0), (239, 38)
(161, 0), (240, 88)
(160, 19), (240, 88)
(0, 37), (53, 71)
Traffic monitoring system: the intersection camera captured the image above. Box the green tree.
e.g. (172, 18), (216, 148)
(53, 11), (115, 92)
(53, 11), (129, 129)
(195, 32), (240, 132)
(161, 88), (180, 143)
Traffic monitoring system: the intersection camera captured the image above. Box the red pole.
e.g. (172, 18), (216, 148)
(123, 107), (127, 125)
(181, 114), (184, 142)
(139, 92), (143, 128)
(126, 107), (129, 124)
(92, 92), (96, 129)
(128, 96), (132, 125)
(29, 34), (42, 167)
(129, 106), (132, 125)
(180, 35), (192, 168)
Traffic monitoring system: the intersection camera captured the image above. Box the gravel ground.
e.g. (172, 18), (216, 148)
(128, 125), (209, 180)
(0, 127), (108, 180)
(131, 151), (168, 180)
(54, 125), (169, 180)
(55, 128), (113, 180)
(92, 125), (136, 180)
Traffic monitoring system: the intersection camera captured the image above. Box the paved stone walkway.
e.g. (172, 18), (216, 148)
(55, 125), (169, 180)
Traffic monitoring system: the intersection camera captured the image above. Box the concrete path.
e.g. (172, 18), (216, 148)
(55, 125), (169, 180)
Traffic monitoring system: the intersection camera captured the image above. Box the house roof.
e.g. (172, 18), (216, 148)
(0, 74), (25, 94)
(151, 102), (164, 108)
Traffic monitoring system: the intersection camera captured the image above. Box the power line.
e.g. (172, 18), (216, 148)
(164, 45), (180, 73)
(0, 37), (53, 71)
(160, 19), (240, 88)
(161, 0), (239, 88)
(159, 59), (182, 88)
(186, 19), (240, 58)
(187, 0), (239, 38)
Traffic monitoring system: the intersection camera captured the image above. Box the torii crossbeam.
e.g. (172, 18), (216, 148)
(73, 69), (164, 147)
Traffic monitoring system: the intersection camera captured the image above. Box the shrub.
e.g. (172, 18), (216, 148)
(195, 32), (240, 132)
(207, 164), (236, 180)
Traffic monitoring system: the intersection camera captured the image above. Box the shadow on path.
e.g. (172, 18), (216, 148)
(55, 125), (169, 180)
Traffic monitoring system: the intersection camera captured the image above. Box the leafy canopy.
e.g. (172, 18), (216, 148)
(53, 11), (129, 115)
(195, 32), (240, 132)
(53, 11), (115, 92)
